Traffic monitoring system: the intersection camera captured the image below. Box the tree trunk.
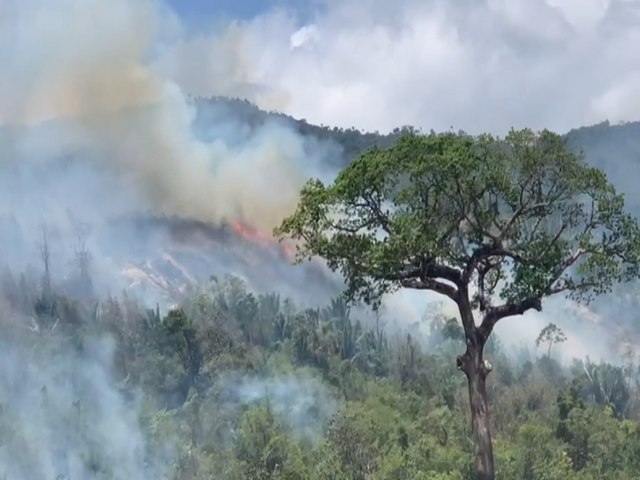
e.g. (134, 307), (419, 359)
(461, 349), (494, 480)
(457, 296), (495, 480)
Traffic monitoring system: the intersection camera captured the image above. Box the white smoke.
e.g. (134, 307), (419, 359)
(216, 371), (336, 444)
(0, 334), (166, 479)
(0, 0), (339, 234)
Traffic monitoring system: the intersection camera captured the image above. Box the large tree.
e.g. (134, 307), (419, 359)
(274, 129), (640, 480)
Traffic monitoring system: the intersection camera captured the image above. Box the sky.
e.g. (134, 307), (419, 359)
(165, 0), (316, 22)
(2, 0), (639, 135)
(153, 0), (640, 135)
(165, 0), (268, 19)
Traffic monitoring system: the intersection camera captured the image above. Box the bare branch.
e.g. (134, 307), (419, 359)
(362, 191), (392, 235)
(497, 201), (552, 240)
(475, 258), (503, 311)
(463, 242), (527, 283)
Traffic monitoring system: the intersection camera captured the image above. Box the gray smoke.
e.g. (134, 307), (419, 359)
(0, 333), (166, 479)
(216, 371), (337, 445)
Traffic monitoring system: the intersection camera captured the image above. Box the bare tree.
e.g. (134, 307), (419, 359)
(39, 223), (52, 301)
(70, 216), (94, 299)
(35, 222), (57, 330)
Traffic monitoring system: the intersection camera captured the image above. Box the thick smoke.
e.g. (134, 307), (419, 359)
(0, 1), (342, 478)
(0, 1), (330, 232)
(0, 0), (345, 305)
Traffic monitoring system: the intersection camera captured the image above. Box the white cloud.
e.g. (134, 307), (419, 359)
(155, 0), (640, 134)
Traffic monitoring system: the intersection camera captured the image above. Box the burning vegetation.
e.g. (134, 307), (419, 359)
(2, 1), (640, 479)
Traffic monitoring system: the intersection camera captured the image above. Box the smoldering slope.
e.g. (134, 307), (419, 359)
(0, 1), (343, 478)
(0, 0), (344, 303)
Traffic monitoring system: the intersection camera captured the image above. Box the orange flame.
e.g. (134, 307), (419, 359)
(229, 219), (296, 261)
(229, 219), (273, 246)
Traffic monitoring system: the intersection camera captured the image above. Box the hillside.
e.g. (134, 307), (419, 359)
(2, 99), (640, 479)
(198, 98), (640, 188)
(193, 97), (412, 167)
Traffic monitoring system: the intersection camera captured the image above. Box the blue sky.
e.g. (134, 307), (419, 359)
(164, 0), (316, 25)
(166, 0), (271, 20)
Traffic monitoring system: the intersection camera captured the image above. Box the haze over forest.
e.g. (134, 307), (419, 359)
(1, 1), (640, 479)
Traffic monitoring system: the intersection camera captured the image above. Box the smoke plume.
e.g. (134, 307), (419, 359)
(0, 332), (167, 479)
(0, 0), (339, 236)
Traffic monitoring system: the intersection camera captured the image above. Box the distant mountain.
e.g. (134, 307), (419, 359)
(193, 96), (411, 168)
(565, 120), (640, 215)
(196, 98), (640, 205)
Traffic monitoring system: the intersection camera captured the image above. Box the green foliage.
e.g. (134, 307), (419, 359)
(276, 129), (640, 314)
(535, 322), (567, 357)
(2, 273), (640, 479)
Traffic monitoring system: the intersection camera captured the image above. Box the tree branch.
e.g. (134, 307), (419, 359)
(474, 258), (502, 311)
(463, 242), (527, 283)
(478, 297), (542, 340)
(361, 191), (393, 236)
(421, 260), (463, 286)
(400, 278), (459, 301)
(386, 261), (461, 301)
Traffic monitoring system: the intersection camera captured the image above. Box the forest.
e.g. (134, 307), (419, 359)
(2, 99), (640, 480)
(1, 273), (640, 479)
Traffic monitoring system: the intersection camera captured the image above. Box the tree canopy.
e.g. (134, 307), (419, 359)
(276, 129), (640, 337)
